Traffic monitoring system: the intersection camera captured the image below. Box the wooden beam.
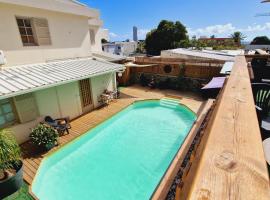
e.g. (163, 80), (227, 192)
(180, 56), (270, 200)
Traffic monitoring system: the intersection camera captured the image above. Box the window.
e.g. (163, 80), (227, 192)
(90, 29), (96, 45)
(16, 17), (51, 46)
(16, 18), (36, 46)
(0, 99), (17, 128)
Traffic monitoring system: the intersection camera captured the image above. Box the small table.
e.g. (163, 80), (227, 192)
(263, 138), (270, 165)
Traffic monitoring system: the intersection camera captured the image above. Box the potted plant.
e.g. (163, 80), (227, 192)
(0, 129), (23, 199)
(30, 124), (59, 151)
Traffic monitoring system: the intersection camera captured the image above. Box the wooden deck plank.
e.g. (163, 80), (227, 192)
(21, 86), (203, 187)
(181, 56), (270, 199)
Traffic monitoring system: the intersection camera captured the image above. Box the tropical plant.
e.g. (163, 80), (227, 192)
(145, 20), (188, 55)
(230, 31), (246, 46)
(30, 124), (58, 150)
(250, 36), (270, 45)
(0, 129), (21, 180)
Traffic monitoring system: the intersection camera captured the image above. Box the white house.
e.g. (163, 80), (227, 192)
(102, 41), (138, 56)
(0, 0), (125, 144)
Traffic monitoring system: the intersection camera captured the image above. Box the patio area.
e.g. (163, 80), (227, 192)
(21, 85), (204, 185)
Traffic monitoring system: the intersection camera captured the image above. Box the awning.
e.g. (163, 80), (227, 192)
(0, 58), (124, 99)
(220, 61), (234, 75)
(202, 77), (226, 90)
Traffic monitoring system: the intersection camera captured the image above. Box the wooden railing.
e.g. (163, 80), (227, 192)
(178, 56), (270, 199)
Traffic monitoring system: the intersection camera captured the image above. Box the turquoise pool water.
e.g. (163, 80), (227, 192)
(32, 100), (196, 200)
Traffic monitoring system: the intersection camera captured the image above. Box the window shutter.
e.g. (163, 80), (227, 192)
(32, 18), (52, 46)
(14, 93), (39, 123)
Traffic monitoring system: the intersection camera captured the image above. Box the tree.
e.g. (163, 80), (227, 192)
(250, 36), (270, 45)
(230, 31), (246, 46)
(210, 35), (215, 39)
(145, 20), (188, 55)
(0, 129), (21, 180)
(101, 38), (108, 44)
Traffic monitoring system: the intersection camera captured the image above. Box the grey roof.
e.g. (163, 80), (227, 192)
(162, 48), (237, 61)
(0, 58), (124, 99)
(92, 51), (126, 62)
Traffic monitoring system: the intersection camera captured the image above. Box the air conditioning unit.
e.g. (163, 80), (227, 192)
(0, 50), (7, 65)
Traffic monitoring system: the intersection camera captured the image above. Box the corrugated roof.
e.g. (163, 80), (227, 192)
(162, 48), (236, 61)
(92, 51), (126, 62)
(0, 58), (124, 99)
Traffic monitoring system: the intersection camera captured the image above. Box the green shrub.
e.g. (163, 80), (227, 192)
(0, 129), (21, 178)
(30, 124), (58, 149)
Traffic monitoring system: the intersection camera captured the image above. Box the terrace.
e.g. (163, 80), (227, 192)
(8, 55), (270, 199)
(20, 86), (204, 195)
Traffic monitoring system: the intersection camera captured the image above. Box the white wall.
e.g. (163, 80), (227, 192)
(89, 25), (103, 52)
(9, 74), (116, 144)
(0, 2), (92, 67)
(91, 73), (116, 108)
(35, 87), (61, 119)
(102, 42), (137, 56)
(34, 82), (82, 120)
(56, 82), (82, 119)
(10, 118), (42, 144)
(121, 41), (137, 56)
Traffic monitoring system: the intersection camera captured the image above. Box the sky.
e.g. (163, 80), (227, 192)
(80, 0), (270, 42)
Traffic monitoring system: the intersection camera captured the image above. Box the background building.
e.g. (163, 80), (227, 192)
(103, 41), (137, 56)
(133, 26), (138, 42)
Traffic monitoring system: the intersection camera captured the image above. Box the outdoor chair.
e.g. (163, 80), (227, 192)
(251, 58), (270, 82)
(44, 116), (71, 135)
(252, 83), (270, 134)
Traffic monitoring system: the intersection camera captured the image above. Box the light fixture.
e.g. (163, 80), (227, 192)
(118, 72), (123, 77)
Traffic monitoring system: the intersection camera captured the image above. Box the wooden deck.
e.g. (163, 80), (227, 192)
(21, 86), (203, 185)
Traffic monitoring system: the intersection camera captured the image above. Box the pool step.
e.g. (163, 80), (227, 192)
(160, 98), (180, 108)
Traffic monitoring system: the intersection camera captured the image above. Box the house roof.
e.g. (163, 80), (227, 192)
(162, 48), (237, 61)
(0, 58), (124, 99)
(92, 51), (126, 62)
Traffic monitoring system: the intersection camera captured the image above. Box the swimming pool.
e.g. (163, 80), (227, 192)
(32, 100), (196, 200)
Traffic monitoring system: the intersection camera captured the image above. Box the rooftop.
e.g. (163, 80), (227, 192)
(161, 48), (241, 61)
(0, 58), (124, 99)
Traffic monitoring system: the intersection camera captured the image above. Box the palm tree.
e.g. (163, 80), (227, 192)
(230, 31), (246, 46)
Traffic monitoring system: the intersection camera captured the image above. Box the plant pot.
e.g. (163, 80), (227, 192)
(45, 142), (55, 151)
(0, 161), (23, 199)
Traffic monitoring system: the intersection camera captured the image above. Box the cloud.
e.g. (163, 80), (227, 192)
(109, 32), (118, 38)
(188, 22), (270, 40)
(188, 23), (236, 37)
